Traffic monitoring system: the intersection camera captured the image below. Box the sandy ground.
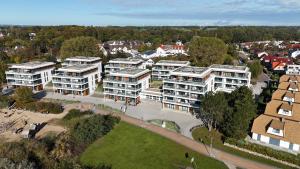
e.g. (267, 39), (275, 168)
(0, 103), (96, 142)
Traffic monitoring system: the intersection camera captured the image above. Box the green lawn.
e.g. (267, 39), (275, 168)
(80, 122), (228, 169)
(192, 127), (295, 169)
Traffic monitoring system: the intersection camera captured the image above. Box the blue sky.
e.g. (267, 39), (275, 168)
(1, 0), (300, 26)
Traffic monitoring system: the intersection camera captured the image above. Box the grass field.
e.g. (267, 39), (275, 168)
(192, 127), (295, 169)
(80, 122), (228, 169)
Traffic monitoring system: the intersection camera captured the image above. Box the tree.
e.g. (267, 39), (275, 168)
(221, 86), (257, 139)
(248, 60), (263, 79)
(14, 87), (35, 106)
(197, 92), (228, 131)
(60, 36), (100, 60)
(188, 36), (227, 66)
(0, 61), (7, 85)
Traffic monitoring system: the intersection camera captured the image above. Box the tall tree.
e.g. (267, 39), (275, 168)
(188, 36), (227, 66)
(221, 86), (257, 139)
(14, 87), (35, 106)
(60, 36), (100, 60)
(197, 91), (228, 131)
(0, 61), (8, 86)
(248, 60), (263, 79)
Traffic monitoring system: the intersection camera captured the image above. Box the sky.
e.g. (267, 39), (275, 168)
(1, 0), (300, 26)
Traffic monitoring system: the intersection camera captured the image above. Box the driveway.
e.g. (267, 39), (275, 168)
(44, 92), (202, 138)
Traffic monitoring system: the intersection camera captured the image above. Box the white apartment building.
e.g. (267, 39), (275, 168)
(152, 60), (190, 80)
(52, 64), (99, 96)
(162, 64), (251, 113)
(286, 65), (300, 75)
(5, 61), (55, 91)
(163, 66), (214, 112)
(104, 58), (145, 74)
(210, 64), (251, 93)
(103, 68), (150, 105)
(63, 56), (102, 82)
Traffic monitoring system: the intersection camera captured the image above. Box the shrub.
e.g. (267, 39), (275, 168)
(63, 109), (93, 121)
(225, 138), (300, 165)
(19, 101), (63, 114)
(71, 115), (120, 145)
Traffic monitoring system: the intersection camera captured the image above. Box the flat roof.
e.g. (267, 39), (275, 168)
(210, 64), (248, 71)
(109, 68), (150, 77)
(264, 100), (300, 122)
(58, 64), (97, 73)
(272, 90), (300, 103)
(108, 58), (143, 64)
(171, 66), (210, 78)
(155, 60), (190, 66)
(10, 61), (55, 69)
(65, 56), (101, 62)
(251, 114), (300, 144)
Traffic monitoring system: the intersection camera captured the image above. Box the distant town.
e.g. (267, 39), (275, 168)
(0, 26), (300, 169)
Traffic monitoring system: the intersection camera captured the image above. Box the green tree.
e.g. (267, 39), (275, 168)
(188, 36), (227, 66)
(0, 61), (8, 85)
(248, 60), (263, 79)
(197, 92), (228, 131)
(14, 87), (35, 106)
(60, 36), (100, 60)
(221, 86), (256, 139)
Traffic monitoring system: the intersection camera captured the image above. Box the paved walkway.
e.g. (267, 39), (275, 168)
(95, 109), (276, 169)
(44, 92), (202, 138)
(44, 92), (279, 169)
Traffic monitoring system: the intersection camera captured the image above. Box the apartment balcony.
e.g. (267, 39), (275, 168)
(103, 79), (138, 85)
(164, 78), (206, 86)
(53, 84), (89, 91)
(6, 75), (41, 81)
(53, 73), (84, 79)
(53, 78), (88, 85)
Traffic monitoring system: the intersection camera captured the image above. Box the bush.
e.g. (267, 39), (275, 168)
(19, 101), (63, 114)
(225, 138), (300, 165)
(63, 109), (93, 121)
(71, 115), (120, 145)
(0, 95), (11, 108)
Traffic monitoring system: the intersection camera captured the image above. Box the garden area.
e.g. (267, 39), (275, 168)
(80, 121), (228, 169)
(147, 119), (180, 133)
(150, 80), (163, 88)
(191, 127), (297, 169)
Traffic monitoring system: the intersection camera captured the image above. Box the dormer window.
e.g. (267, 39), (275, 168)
(267, 119), (284, 137)
(283, 92), (295, 103)
(278, 103), (293, 116)
(288, 83), (298, 92)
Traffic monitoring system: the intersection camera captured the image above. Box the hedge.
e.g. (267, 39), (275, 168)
(225, 138), (300, 166)
(18, 101), (63, 114)
(63, 109), (93, 121)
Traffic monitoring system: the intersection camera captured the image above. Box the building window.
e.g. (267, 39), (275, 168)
(272, 128), (280, 134)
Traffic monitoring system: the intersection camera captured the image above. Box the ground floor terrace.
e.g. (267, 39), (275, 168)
(104, 94), (141, 106)
(162, 102), (198, 113)
(54, 88), (89, 96)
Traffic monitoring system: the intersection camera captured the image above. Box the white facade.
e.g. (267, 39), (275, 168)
(152, 60), (190, 80)
(63, 56), (102, 82)
(252, 133), (300, 152)
(286, 65), (300, 75)
(52, 65), (99, 96)
(104, 58), (145, 74)
(103, 68), (150, 105)
(5, 61), (55, 91)
(162, 64), (251, 113)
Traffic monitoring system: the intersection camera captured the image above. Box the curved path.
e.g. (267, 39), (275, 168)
(44, 92), (277, 169)
(113, 112), (276, 169)
(44, 92), (202, 138)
